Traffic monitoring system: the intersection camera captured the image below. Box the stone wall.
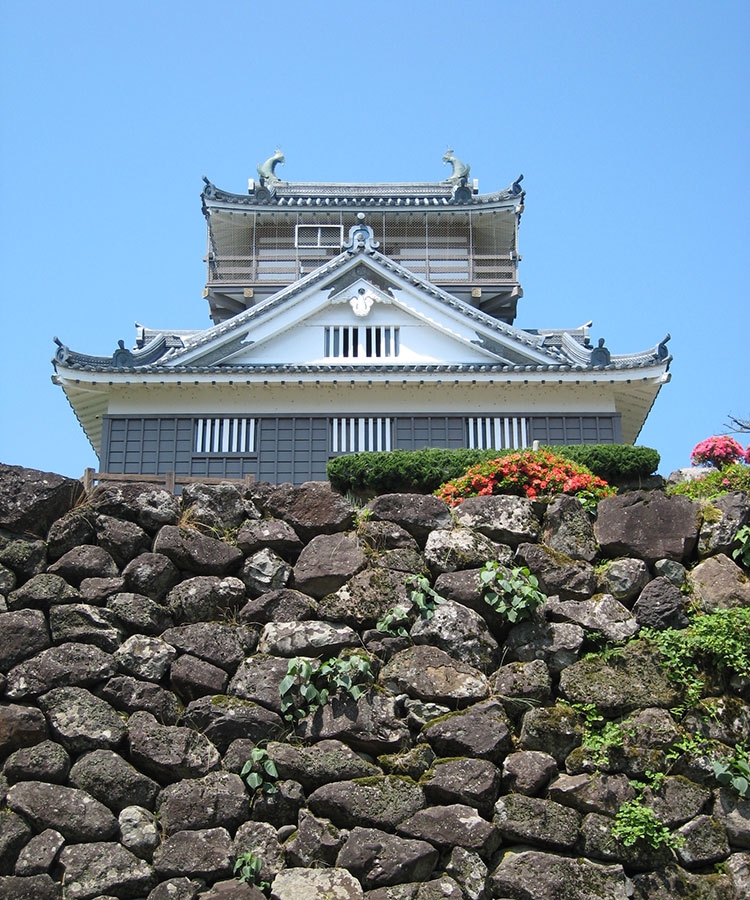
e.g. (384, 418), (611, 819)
(0, 463), (749, 900)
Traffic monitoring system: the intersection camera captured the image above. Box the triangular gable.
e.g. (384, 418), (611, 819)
(164, 249), (556, 369)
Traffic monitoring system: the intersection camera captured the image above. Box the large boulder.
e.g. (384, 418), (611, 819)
(292, 533), (367, 598)
(366, 493), (452, 547)
(687, 553), (750, 611)
(0, 464), (83, 537)
(595, 491), (701, 565)
(379, 645), (489, 705)
(264, 482), (356, 541)
(489, 848), (631, 900)
(454, 494), (541, 547)
(58, 841), (154, 900)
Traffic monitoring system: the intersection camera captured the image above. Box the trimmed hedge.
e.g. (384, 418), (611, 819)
(327, 444), (660, 496)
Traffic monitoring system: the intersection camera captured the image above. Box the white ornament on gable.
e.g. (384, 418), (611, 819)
(349, 289), (378, 317)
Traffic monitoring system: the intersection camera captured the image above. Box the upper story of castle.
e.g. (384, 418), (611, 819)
(201, 150), (525, 325)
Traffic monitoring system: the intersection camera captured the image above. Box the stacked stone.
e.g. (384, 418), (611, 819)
(0, 462), (749, 900)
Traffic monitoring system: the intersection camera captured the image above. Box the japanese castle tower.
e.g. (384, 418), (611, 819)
(53, 152), (671, 485)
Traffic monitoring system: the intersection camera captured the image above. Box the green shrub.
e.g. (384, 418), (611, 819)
(548, 444), (660, 482)
(479, 561), (547, 622)
(279, 653), (375, 722)
(667, 463), (750, 500)
(327, 444), (659, 496)
(612, 799), (682, 849)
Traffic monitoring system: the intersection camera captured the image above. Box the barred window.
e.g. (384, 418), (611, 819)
(331, 417), (392, 453)
(467, 416), (530, 450)
(296, 224), (343, 249)
(194, 417), (257, 454)
(324, 326), (399, 359)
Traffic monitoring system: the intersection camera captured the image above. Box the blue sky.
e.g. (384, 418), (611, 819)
(1, 0), (748, 478)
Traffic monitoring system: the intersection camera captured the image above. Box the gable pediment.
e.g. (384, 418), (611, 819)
(164, 251), (555, 369)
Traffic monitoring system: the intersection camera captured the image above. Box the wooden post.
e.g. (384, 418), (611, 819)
(164, 471), (176, 493)
(83, 468), (96, 492)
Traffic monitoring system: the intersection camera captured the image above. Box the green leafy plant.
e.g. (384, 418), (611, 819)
(713, 750), (750, 798)
(573, 702), (630, 768)
(612, 799), (682, 850)
(732, 524), (750, 568)
(376, 604), (411, 637)
(279, 653), (375, 722)
(435, 449), (615, 508)
(479, 561), (546, 623)
(667, 463), (750, 500)
(234, 850), (270, 891)
(240, 747), (279, 796)
(376, 575), (447, 636)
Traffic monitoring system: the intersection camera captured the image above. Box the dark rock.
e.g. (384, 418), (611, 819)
(688, 553), (750, 612)
(493, 793), (581, 849)
(47, 545), (118, 586)
(443, 846), (488, 900)
(146, 876), (204, 900)
(233, 820), (285, 883)
(380, 645), (489, 705)
(317, 568), (412, 629)
(153, 525), (243, 575)
(631, 864), (734, 900)
(579, 812), (674, 870)
(238, 587), (317, 625)
(69, 749), (159, 813)
(6, 780), (117, 841)
(127, 711), (220, 784)
(515, 542), (596, 601)
(546, 593), (639, 643)
(0, 874), (62, 900)
(157, 771), (249, 836)
(90, 482), (180, 533)
(296, 690), (411, 755)
(337, 826), (439, 889)
(166, 575), (245, 623)
(114, 634), (177, 682)
(170, 654), (229, 701)
(152, 827), (234, 880)
(489, 848), (629, 900)
(0, 609), (50, 669)
(182, 482), (253, 530)
(518, 704), (584, 763)
(0, 704), (49, 756)
(433, 568), (508, 638)
(713, 787), (750, 849)
(595, 491), (700, 565)
(0, 561), (16, 595)
(420, 700), (512, 763)
(632, 577), (689, 630)
(542, 494), (598, 562)
(58, 841), (154, 899)
(596, 557), (651, 606)
(266, 738), (380, 792)
(107, 591), (174, 635)
(493, 658), (553, 719)
(46, 510), (96, 561)
(653, 558), (687, 588)
(365, 494), (451, 547)
(308, 775), (426, 831)
(399, 803), (501, 859)
(227, 654), (290, 713)
(559, 640), (679, 715)
(95, 514), (151, 568)
(675, 814), (730, 867)
(48, 603), (123, 652)
(0, 808), (31, 874)
(236, 517), (303, 559)
(548, 772), (636, 816)
(249, 777), (304, 828)
(2, 740), (70, 784)
(0, 464), (83, 537)
(698, 492), (750, 558)
(38, 686), (126, 753)
(179, 695), (284, 755)
(98, 675), (181, 724)
(0, 538), (47, 583)
(641, 776), (711, 828)
(79, 575), (125, 603)
(410, 599), (501, 673)
(161, 622), (252, 672)
(454, 494), (541, 547)
(358, 519), (420, 553)
(197, 880), (266, 900)
(501, 750), (558, 796)
(122, 552), (181, 601)
(14, 828), (65, 876)
(421, 757), (501, 818)
(292, 533), (367, 598)
(503, 618), (584, 674)
(284, 808), (346, 867)
(264, 481), (356, 542)
(6, 573), (80, 611)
